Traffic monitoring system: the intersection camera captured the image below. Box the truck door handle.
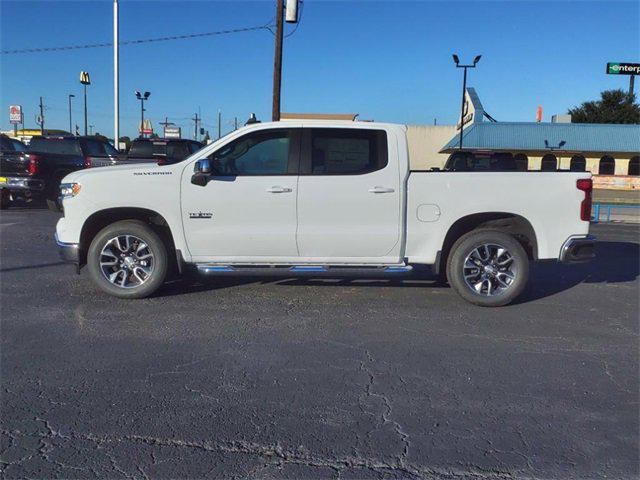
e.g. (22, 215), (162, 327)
(266, 186), (292, 193)
(368, 186), (395, 194)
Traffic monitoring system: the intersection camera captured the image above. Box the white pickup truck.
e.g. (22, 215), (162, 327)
(55, 120), (594, 306)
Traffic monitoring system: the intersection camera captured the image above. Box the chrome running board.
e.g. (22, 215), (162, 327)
(196, 264), (413, 276)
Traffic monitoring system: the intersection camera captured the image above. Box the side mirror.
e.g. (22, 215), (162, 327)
(194, 158), (212, 174)
(191, 158), (212, 187)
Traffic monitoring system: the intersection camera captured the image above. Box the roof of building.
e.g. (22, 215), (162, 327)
(441, 122), (640, 154)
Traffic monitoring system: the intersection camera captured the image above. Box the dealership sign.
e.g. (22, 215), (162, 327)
(9, 105), (23, 124)
(164, 126), (181, 138)
(606, 62), (640, 75)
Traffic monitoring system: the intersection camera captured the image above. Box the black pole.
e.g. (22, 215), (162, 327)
(272, 0), (284, 121)
(68, 95), (73, 134)
(458, 67), (467, 150)
(234, 117), (238, 130)
(630, 75), (635, 97)
(218, 110), (221, 139)
(83, 84), (88, 136)
(39, 96), (44, 135)
(140, 98), (145, 138)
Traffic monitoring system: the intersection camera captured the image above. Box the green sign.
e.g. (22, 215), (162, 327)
(606, 62), (640, 75)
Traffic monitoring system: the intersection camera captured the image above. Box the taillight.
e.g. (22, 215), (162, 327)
(27, 154), (38, 175)
(577, 178), (592, 222)
(84, 156), (92, 168)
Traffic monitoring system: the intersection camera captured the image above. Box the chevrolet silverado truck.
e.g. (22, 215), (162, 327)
(54, 121), (594, 306)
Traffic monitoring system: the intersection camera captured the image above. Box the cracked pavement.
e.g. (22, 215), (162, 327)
(1, 209), (638, 479)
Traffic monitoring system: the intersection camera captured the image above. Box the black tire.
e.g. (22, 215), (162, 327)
(46, 197), (62, 212)
(446, 229), (529, 307)
(0, 189), (10, 210)
(87, 220), (168, 299)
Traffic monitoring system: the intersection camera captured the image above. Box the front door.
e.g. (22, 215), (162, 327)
(181, 128), (300, 262)
(296, 127), (402, 263)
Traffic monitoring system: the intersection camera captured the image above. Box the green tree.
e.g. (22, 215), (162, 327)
(568, 89), (640, 124)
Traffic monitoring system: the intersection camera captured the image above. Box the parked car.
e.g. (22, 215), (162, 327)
(54, 121), (594, 306)
(124, 138), (204, 165)
(24, 136), (119, 210)
(0, 135), (40, 208)
(444, 151), (518, 171)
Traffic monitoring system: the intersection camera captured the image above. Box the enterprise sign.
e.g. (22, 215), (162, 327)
(606, 62), (640, 75)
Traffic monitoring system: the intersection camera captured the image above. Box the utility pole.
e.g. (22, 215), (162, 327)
(192, 112), (200, 141)
(234, 116), (238, 130)
(630, 75), (635, 97)
(218, 109), (222, 139)
(271, 0), (284, 121)
(39, 97), (44, 135)
(114, 0), (120, 147)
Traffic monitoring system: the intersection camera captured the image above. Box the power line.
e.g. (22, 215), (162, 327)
(1, 23), (273, 55)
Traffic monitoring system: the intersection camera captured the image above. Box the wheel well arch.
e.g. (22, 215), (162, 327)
(436, 212), (538, 275)
(79, 207), (176, 266)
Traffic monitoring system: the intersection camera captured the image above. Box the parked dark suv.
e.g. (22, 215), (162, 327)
(10, 136), (118, 209)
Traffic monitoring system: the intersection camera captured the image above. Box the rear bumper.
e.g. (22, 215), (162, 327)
(0, 176), (45, 191)
(559, 235), (596, 263)
(55, 232), (80, 264)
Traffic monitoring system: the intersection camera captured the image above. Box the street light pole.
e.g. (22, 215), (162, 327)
(452, 54), (481, 151)
(68, 94), (75, 134)
(135, 91), (150, 137)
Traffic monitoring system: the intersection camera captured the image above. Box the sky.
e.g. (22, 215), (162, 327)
(1, 0), (639, 139)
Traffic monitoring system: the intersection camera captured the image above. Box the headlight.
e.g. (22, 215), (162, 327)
(60, 183), (81, 199)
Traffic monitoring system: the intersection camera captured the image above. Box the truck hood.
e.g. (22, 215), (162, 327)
(62, 163), (172, 183)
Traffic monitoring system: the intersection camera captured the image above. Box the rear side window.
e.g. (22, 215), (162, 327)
(82, 139), (105, 156)
(29, 138), (82, 155)
(129, 141), (153, 157)
(302, 129), (388, 175)
(11, 139), (27, 152)
(166, 141), (190, 160)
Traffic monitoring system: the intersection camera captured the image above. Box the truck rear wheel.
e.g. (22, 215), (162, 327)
(446, 229), (529, 307)
(87, 220), (168, 299)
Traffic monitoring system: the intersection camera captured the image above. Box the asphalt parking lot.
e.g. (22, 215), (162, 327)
(1, 207), (638, 479)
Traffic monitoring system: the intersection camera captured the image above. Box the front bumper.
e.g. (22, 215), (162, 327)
(559, 235), (596, 263)
(55, 232), (80, 264)
(0, 176), (45, 191)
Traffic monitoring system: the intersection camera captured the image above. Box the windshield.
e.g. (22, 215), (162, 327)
(29, 138), (82, 156)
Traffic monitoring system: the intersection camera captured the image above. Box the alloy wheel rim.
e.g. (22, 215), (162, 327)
(463, 243), (517, 296)
(99, 235), (154, 289)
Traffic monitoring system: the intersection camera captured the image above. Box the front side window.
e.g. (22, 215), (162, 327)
(209, 130), (291, 175)
(304, 129), (387, 175)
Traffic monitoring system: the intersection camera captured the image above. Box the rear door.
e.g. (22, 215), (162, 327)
(296, 127), (402, 262)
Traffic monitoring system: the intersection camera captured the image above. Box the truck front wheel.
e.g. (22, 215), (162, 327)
(87, 220), (168, 299)
(446, 230), (529, 307)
